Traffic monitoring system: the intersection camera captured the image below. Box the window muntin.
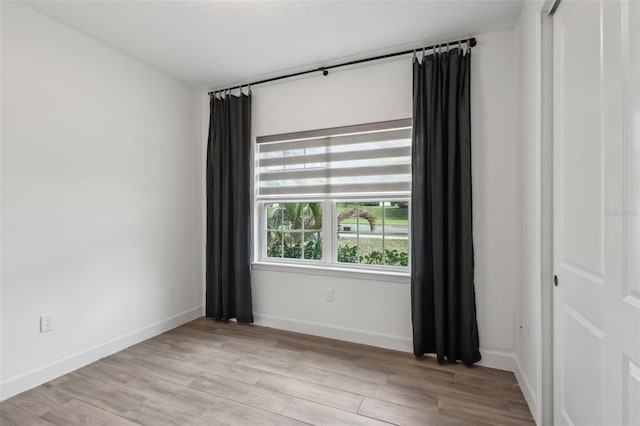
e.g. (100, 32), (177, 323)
(264, 202), (323, 261)
(256, 119), (411, 271)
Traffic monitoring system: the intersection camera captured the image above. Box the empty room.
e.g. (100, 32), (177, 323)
(1, 0), (638, 425)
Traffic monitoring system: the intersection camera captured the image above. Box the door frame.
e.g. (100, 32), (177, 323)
(541, 1), (558, 425)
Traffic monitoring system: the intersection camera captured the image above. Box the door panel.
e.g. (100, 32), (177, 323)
(558, 1), (603, 277)
(553, 2), (606, 424)
(625, 358), (640, 425)
(561, 306), (603, 425)
(553, 1), (640, 425)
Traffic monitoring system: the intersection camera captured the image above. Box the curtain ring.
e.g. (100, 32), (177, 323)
(248, 84), (251, 95)
(412, 49), (416, 63)
(422, 47), (425, 58)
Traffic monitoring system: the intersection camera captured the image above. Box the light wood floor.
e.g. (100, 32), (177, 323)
(1, 318), (534, 425)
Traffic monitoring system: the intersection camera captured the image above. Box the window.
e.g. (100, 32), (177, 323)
(336, 201), (409, 267)
(256, 119), (411, 271)
(265, 202), (323, 260)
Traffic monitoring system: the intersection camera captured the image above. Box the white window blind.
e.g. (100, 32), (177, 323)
(256, 119), (412, 197)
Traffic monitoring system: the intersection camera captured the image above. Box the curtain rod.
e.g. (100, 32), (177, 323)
(208, 37), (476, 96)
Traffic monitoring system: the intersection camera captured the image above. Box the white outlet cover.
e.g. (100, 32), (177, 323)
(325, 288), (334, 301)
(40, 314), (54, 333)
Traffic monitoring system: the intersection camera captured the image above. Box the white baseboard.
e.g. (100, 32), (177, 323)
(0, 306), (202, 401)
(1, 308), (518, 401)
(514, 355), (539, 425)
(253, 312), (515, 372)
(476, 348), (516, 372)
(253, 312), (414, 353)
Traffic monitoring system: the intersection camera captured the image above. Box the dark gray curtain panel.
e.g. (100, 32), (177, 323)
(411, 48), (481, 365)
(206, 92), (253, 323)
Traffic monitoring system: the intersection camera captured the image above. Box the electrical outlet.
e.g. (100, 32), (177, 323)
(519, 323), (530, 339)
(40, 313), (54, 333)
(325, 287), (334, 302)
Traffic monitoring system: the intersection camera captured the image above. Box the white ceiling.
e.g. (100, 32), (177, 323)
(25, 1), (523, 90)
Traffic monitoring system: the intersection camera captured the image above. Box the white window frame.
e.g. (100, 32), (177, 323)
(253, 119), (412, 277)
(330, 198), (411, 272)
(258, 199), (329, 266)
(257, 198), (410, 272)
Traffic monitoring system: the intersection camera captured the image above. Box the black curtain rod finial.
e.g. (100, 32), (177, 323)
(469, 38), (477, 48)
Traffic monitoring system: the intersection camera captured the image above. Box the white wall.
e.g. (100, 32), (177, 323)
(0, 2), (202, 399)
(514, 2), (545, 423)
(471, 29), (521, 365)
(214, 28), (522, 371)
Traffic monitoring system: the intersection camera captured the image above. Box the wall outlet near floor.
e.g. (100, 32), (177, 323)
(325, 287), (334, 302)
(40, 313), (55, 333)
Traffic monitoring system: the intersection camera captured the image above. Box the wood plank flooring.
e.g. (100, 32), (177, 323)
(1, 318), (534, 425)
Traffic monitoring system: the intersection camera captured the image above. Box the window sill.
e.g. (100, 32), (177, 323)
(251, 261), (411, 284)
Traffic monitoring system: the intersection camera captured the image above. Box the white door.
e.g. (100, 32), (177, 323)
(553, 1), (640, 425)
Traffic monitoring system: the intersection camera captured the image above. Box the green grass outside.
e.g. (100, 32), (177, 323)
(338, 205), (408, 227)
